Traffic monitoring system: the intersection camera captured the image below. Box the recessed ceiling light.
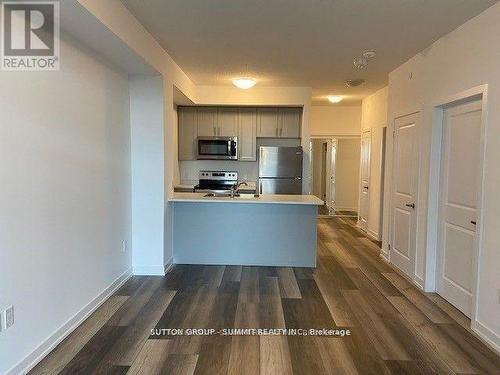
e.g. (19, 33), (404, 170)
(345, 79), (365, 88)
(232, 78), (256, 89)
(327, 95), (343, 103)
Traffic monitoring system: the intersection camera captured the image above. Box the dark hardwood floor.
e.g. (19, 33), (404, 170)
(30, 217), (500, 375)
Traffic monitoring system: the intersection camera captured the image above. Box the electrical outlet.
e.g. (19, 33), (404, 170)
(122, 240), (127, 253)
(5, 305), (14, 329)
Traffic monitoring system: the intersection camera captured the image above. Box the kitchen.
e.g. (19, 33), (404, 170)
(170, 105), (323, 267)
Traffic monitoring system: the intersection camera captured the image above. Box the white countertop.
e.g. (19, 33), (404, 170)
(168, 192), (324, 205)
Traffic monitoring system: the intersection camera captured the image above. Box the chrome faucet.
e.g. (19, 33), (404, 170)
(230, 181), (248, 198)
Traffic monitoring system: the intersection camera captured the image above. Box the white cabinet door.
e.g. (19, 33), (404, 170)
(238, 108), (257, 161)
(178, 107), (197, 161)
(279, 108), (301, 138)
(217, 107), (238, 136)
(197, 107), (217, 137)
(358, 130), (371, 230)
(390, 113), (419, 278)
(257, 108), (279, 137)
(437, 100), (482, 317)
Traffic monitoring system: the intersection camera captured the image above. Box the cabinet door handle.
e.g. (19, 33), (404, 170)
(405, 203), (415, 209)
(471, 220), (477, 225)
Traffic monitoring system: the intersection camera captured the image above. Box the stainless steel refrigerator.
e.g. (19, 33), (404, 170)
(258, 146), (303, 194)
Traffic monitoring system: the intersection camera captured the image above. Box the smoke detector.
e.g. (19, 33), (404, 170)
(345, 79), (365, 88)
(353, 56), (368, 69)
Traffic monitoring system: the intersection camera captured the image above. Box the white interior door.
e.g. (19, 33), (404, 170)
(325, 139), (337, 211)
(437, 100), (482, 318)
(390, 113), (419, 278)
(358, 131), (371, 230)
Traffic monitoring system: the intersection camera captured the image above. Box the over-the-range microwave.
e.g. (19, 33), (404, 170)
(197, 136), (238, 160)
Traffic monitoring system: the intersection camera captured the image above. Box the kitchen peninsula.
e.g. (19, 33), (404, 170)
(169, 193), (323, 267)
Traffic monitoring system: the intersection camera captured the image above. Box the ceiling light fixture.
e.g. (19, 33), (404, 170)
(232, 78), (256, 89)
(327, 95), (343, 104)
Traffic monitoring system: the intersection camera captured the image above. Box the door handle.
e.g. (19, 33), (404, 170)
(405, 203), (415, 209)
(363, 186), (369, 190)
(471, 220), (477, 225)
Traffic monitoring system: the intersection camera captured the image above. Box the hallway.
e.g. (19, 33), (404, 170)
(31, 218), (500, 374)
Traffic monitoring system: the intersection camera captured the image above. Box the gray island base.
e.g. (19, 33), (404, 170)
(169, 193), (323, 267)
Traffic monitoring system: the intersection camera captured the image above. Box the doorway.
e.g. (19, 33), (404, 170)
(436, 98), (483, 318)
(311, 137), (360, 217)
(390, 112), (419, 278)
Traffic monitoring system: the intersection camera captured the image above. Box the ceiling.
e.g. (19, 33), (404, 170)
(121, 0), (498, 105)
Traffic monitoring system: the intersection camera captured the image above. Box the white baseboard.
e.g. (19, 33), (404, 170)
(7, 267), (132, 375)
(366, 229), (381, 241)
(473, 320), (500, 354)
(414, 275), (425, 290)
(133, 264), (165, 276)
(164, 257), (174, 274)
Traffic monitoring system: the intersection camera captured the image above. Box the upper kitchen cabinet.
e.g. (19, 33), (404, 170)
(257, 107), (301, 138)
(238, 108), (257, 161)
(197, 107), (218, 136)
(217, 108), (238, 136)
(178, 107), (197, 160)
(279, 107), (302, 138)
(257, 108), (279, 137)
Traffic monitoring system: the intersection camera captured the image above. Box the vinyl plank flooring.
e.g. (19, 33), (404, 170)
(31, 217), (500, 375)
(58, 324), (127, 375)
(162, 354), (199, 375)
(126, 339), (172, 375)
(277, 267), (302, 299)
(260, 336), (294, 375)
(342, 290), (411, 360)
(30, 295), (128, 375)
(227, 301), (260, 375)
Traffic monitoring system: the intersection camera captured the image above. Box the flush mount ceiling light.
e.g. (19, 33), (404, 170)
(327, 95), (343, 104)
(232, 78), (256, 89)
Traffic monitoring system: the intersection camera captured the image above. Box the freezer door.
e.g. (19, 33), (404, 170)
(259, 146), (303, 178)
(259, 178), (302, 195)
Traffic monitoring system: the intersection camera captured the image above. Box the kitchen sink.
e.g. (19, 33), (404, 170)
(203, 192), (259, 199)
(204, 192), (231, 198)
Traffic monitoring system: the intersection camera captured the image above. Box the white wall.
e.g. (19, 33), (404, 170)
(312, 106), (361, 136)
(335, 139), (361, 211)
(0, 34), (132, 374)
(384, 2), (500, 350)
(361, 87), (388, 240)
(130, 76), (166, 275)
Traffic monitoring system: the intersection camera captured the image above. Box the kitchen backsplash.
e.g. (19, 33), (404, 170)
(179, 138), (301, 184)
(179, 160), (258, 183)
